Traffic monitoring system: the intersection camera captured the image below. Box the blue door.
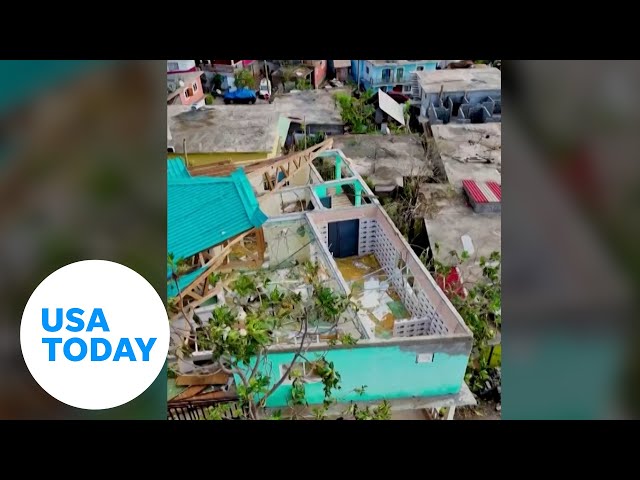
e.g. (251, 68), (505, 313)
(327, 219), (359, 258)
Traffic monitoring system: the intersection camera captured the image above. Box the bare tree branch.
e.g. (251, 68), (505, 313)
(259, 308), (310, 407)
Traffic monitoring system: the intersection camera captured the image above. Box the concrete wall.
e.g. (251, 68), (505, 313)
(259, 187), (312, 217)
(306, 204), (469, 336)
(263, 218), (313, 268)
(167, 60), (196, 73)
(258, 337), (471, 407)
(422, 91), (502, 125)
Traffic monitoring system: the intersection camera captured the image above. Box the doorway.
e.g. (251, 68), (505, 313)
(327, 219), (359, 258)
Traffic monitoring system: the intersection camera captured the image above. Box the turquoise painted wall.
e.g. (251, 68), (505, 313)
(249, 344), (469, 408)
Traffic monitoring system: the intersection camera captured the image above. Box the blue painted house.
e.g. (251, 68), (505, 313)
(350, 60), (439, 95)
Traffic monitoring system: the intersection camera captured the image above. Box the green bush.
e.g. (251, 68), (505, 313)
(205, 94), (214, 105)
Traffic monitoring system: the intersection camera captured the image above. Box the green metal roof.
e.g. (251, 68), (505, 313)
(168, 166), (267, 262)
(167, 265), (207, 298)
(167, 157), (191, 180)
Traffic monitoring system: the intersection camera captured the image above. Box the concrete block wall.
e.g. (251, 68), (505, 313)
(425, 91), (501, 125)
(393, 316), (430, 337)
(358, 218), (377, 256)
(370, 220), (447, 338)
(308, 210), (452, 339)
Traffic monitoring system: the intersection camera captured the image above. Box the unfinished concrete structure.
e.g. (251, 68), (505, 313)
(330, 134), (430, 191)
(414, 68), (501, 125)
(168, 147), (476, 418)
(272, 89), (346, 137)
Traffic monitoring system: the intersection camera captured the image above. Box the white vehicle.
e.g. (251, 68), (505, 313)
(258, 78), (271, 98)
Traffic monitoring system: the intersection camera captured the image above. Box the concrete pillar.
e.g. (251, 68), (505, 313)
(354, 182), (362, 206)
(334, 156), (343, 194)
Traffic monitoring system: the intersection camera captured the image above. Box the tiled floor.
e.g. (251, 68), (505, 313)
(335, 254), (410, 340)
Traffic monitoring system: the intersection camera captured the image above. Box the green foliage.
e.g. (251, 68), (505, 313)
(315, 159), (336, 181)
(295, 78), (312, 90)
(234, 69), (256, 90)
(335, 91), (376, 134)
(314, 359), (342, 398)
(204, 94), (214, 105)
(345, 399), (392, 420)
(284, 133), (326, 154)
(237, 373), (271, 403)
(167, 253), (190, 278)
(354, 385), (367, 396)
(197, 305), (270, 365)
(338, 333), (358, 345)
(176, 261), (389, 421)
(208, 272), (221, 286)
(427, 246), (501, 395)
(231, 274), (256, 297)
(289, 377), (308, 406)
(212, 73), (224, 90)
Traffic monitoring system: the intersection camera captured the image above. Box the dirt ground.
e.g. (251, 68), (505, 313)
(455, 401), (501, 420)
(390, 400), (501, 420)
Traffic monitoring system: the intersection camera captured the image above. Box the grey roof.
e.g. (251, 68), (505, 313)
(167, 105), (280, 153)
(423, 189), (501, 285)
(430, 123), (501, 188)
(368, 60), (438, 66)
(425, 122), (502, 284)
(416, 67), (501, 94)
(272, 89), (344, 126)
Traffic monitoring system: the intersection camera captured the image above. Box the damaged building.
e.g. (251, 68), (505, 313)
(415, 68), (501, 125)
(167, 142), (476, 419)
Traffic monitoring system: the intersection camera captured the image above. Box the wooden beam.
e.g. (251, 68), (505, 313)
(256, 227), (266, 261)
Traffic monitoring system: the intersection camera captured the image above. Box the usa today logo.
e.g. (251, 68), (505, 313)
(20, 260), (169, 410)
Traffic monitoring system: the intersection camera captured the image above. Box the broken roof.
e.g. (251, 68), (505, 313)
(416, 67), (501, 94)
(378, 89), (405, 126)
(430, 123), (501, 188)
(167, 105), (280, 153)
(272, 89), (345, 126)
(167, 162), (268, 260)
(167, 157), (191, 180)
(330, 134), (428, 189)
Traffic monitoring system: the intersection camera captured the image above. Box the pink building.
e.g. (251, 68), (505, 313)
(167, 72), (205, 106)
(303, 60), (327, 88)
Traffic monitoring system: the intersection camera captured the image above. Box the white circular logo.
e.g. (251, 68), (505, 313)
(20, 260), (169, 410)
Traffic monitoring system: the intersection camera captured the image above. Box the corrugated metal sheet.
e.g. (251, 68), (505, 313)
(378, 89), (405, 126)
(462, 179), (501, 203)
(167, 265), (207, 298)
(168, 166), (267, 261)
(167, 157), (191, 180)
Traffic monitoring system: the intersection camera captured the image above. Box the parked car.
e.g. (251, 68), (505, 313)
(223, 88), (257, 104)
(258, 78), (271, 99)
